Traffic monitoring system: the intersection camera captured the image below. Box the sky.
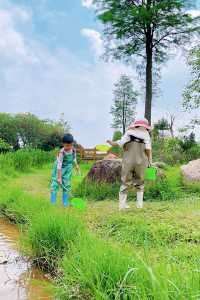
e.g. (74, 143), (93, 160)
(0, 0), (200, 146)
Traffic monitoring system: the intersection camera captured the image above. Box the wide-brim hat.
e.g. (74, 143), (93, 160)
(129, 118), (151, 130)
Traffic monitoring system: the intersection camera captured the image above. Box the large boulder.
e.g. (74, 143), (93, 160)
(181, 159), (200, 182)
(86, 159), (122, 183)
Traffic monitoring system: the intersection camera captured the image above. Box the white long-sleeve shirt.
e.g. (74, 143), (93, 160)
(117, 127), (151, 150)
(57, 148), (77, 170)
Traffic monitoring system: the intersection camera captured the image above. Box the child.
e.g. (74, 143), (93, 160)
(50, 133), (80, 207)
(107, 118), (152, 210)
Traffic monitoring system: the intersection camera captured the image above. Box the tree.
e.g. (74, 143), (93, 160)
(169, 114), (176, 138)
(0, 113), (18, 146)
(112, 130), (122, 141)
(95, 0), (200, 124)
(14, 113), (70, 150)
(154, 117), (170, 138)
(183, 45), (200, 117)
(111, 75), (138, 134)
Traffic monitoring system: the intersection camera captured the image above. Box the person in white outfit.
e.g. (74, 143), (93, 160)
(107, 118), (152, 210)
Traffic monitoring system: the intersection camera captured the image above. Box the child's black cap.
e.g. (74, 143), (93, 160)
(62, 133), (74, 144)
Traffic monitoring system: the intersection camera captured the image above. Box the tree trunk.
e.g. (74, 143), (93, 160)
(122, 92), (126, 134)
(145, 0), (153, 125)
(145, 25), (153, 125)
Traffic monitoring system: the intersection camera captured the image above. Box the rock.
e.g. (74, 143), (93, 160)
(181, 159), (200, 182)
(86, 159), (122, 183)
(103, 153), (119, 160)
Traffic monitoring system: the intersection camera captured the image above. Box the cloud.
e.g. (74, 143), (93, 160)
(81, 28), (104, 58)
(0, 3), (36, 64)
(0, 1), (138, 146)
(187, 9), (200, 17)
(82, 0), (94, 9)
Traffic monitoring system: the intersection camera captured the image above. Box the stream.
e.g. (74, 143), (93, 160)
(0, 217), (54, 300)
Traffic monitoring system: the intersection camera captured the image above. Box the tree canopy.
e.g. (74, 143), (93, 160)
(111, 74), (138, 134)
(95, 0), (200, 124)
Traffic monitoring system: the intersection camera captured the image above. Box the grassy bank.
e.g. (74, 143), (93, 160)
(0, 153), (200, 299)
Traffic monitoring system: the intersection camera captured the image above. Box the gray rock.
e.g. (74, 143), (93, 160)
(86, 159), (122, 183)
(181, 159), (200, 182)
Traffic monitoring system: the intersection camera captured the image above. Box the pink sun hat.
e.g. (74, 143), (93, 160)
(128, 118), (151, 130)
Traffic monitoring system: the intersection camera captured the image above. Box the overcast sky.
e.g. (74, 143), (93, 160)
(0, 0), (200, 146)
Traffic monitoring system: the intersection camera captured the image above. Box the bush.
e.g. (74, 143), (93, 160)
(153, 134), (200, 165)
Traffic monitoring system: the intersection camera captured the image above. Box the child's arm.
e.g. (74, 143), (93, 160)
(107, 140), (119, 147)
(107, 132), (129, 148)
(145, 149), (152, 166)
(57, 169), (62, 185)
(57, 149), (64, 185)
(73, 149), (81, 175)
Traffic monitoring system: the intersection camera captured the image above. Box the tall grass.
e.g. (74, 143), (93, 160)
(0, 149), (54, 175)
(0, 184), (200, 299)
(0, 159), (200, 299)
(75, 166), (184, 202)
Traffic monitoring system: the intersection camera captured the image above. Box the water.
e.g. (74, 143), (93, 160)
(0, 218), (54, 300)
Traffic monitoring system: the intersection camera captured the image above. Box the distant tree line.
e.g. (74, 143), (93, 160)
(0, 112), (70, 151)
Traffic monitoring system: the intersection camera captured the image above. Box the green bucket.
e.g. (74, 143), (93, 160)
(71, 198), (86, 211)
(145, 167), (157, 181)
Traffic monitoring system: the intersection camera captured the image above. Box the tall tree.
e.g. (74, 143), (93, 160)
(183, 45), (200, 116)
(111, 75), (138, 134)
(95, 0), (200, 124)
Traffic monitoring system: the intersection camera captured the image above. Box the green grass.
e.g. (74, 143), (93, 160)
(1, 156), (200, 299)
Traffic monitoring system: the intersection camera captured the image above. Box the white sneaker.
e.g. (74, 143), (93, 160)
(136, 191), (144, 209)
(119, 192), (128, 210)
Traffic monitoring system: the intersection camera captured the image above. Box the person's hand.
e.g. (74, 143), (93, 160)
(57, 176), (62, 185)
(107, 140), (112, 146)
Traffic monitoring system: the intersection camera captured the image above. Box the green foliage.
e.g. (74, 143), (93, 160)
(111, 75), (138, 134)
(183, 45), (200, 112)
(0, 112), (70, 150)
(112, 131), (122, 141)
(110, 131), (123, 156)
(74, 180), (120, 201)
(0, 149), (54, 176)
(154, 118), (170, 138)
(152, 135), (200, 165)
(96, 0), (198, 62)
(1, 165), (200, 299)
(179, 132), (196, 151)
(145, 167), (183, 202)
(28, 211), (84, 272)
(0, 138), (10, 151)
(74, 166), (183, 202)
(0, 113), (18, 146)
(96, 0), (200, 123)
